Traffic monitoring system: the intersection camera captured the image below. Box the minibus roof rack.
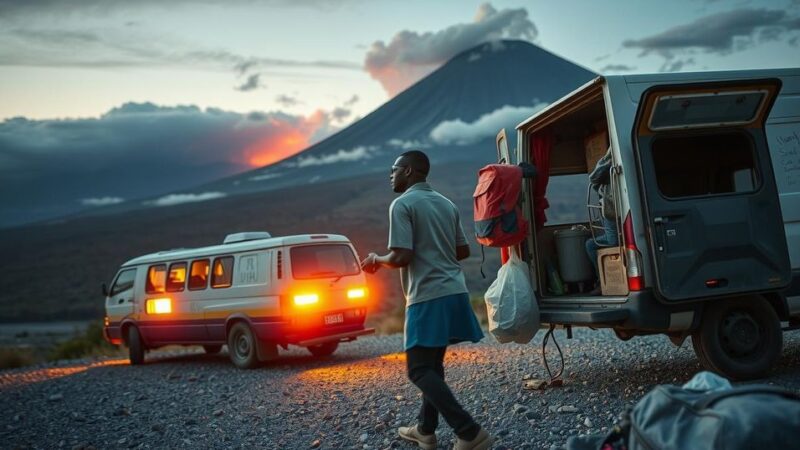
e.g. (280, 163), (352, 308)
(223, 232), (272, 244)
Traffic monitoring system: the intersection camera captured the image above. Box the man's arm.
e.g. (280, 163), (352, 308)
(360, 248), (413, 273)
(456, 244), (470, 261)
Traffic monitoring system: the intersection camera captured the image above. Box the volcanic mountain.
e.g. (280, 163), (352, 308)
(0, 40), (596, 322)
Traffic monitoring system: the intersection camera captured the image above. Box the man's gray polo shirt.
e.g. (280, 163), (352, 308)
(388, 182), (469, 306)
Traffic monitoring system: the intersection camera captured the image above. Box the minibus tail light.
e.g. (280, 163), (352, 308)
(347, 288), (366, 300)
(146, 298), (172, 314)
(623, 212), (644, 291)
(294, 293), (319, 306)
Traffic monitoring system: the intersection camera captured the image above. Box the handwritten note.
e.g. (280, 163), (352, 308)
(774, 128), (800, 189)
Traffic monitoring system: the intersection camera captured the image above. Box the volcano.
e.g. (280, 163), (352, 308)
(0, 40), (596, 321)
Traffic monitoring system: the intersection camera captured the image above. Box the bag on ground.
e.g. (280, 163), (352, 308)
(483, 250), (539, 344)
(567, 371), (800, 450)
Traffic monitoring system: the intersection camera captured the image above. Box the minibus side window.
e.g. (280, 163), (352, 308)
(110, 269), (136, 296)
(166, 262), (187, 292)
(189, 259), (210, 290)
(211, 256), (234, 289)
(146, 265), (167, 294)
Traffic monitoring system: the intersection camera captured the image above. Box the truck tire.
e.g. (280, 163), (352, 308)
(691, 296), (782, 381)
(227, 322), (259, 369)
(307, 341), (338, 357)
(203, 345), (222, 354)
(127, 326), (145, 365)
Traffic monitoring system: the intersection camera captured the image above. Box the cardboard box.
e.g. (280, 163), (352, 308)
(584, 130), (608, 172)
(597, 247), (629, 296)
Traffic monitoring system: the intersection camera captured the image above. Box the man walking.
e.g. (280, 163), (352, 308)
(361, 151), (491, 450)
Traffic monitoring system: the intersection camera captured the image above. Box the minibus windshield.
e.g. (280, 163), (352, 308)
(291, 244), (360, 279)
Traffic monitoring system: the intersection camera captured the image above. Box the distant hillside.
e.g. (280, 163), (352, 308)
(0, 40), (595, 321)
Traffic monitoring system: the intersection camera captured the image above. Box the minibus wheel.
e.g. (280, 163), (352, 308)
(127, 326), (145, 365)
(691, 296), (782, 381)
(307, 341), (339, 357)
(202, 345), (222, 354)
(227, 322), (259, 369)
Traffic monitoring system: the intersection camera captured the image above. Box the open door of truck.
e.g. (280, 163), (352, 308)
(633, 79), (791, 301)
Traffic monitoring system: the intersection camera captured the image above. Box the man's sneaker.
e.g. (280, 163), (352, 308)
(398, 424), (437, 450)
(453, 426), (492, 450)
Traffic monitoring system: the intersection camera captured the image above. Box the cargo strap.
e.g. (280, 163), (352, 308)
(541, 324), (564, 382)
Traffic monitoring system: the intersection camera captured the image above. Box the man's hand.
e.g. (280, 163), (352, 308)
(360, 253), (380, 274)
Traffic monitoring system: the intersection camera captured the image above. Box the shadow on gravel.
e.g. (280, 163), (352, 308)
(143, 348), (387, 372)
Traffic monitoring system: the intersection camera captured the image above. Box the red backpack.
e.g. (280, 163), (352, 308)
(473, 164), (528, 248)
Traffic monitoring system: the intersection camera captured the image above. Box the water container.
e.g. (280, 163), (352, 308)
(554, 227), (594, 283)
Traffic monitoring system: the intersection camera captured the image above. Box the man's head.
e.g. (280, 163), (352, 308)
(390, 150), (430, 193)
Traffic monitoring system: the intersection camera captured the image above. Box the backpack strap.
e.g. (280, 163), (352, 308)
(696, 386), (800, 409)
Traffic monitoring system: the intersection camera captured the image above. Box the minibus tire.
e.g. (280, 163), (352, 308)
(203, 345), (222, 354)
(307, 341), (339, 357)
(691, 296), (783, 381)
(227, 322), (259, 369)
(127, 326), (145, 365)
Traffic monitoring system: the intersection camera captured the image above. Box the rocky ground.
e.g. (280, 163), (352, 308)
(2, 329), (799, 450)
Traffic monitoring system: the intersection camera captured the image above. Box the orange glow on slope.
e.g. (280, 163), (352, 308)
(242, 110), (332, 168)
(246, 128), (309, 167)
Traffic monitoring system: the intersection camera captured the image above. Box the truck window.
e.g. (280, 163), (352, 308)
(291, 244), (360, 279)
(166, 262), (187, 292)
(651, 132), (758, 198)
(146, 264), (167, 294)
(110, 269), (136, 296)
(211, 256), (234, 288)
(189, 259), (210, 290)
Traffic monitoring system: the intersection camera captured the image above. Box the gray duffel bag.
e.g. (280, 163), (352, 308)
(568, 373), (800, 450)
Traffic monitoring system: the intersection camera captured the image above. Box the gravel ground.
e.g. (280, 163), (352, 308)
(2, 328), (799, 450)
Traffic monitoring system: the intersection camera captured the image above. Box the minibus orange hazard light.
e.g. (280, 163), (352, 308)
(146, 298), (172, 314)
(347, 288), (366, 300)
(294, 293), (319, 306)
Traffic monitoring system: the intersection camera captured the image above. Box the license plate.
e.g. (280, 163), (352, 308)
(324, 313), (344, 325)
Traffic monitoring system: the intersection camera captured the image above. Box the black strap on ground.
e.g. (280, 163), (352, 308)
(541, 324), (564, 382)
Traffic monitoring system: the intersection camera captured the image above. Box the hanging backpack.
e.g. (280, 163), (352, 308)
(473, 164), (529, 248)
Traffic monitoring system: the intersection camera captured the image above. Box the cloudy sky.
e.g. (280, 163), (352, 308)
(1, 0), (798, 226)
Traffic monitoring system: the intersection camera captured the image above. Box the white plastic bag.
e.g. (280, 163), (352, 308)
(484, 249), (539, 344)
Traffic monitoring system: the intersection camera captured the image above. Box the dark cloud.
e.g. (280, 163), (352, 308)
(661, 57), (696, 72)
(0, 0), (360, 19)
(331, 107), (352, 121)
(0, 26), (360, 72)
(235, 74), (264, 92)
(364, 2), (538, 96)
(344, 94), (359, 106)
(599, 64), (636, 72)
(275, 94), (301, 107)
(0, 103), (341, 227)
(623, 8), (800, 66)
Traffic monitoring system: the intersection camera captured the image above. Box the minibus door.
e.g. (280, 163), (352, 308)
(633, 79), (790, 301)
(106, 268), (137, 323)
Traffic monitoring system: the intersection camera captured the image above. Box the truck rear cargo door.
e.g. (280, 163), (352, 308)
(633, 79), (790, 301)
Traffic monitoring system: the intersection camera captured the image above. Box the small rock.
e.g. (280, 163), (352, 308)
(48, 393), (64, 402)
(557, 405), (579, 414)
(151, 424), (165, 433)
(584, 417), (593, 428)
(512, 403), (528, 414)
(12, 414), (22, 422)
(525, 411), (541, 421)
(523, 379), (547, 391)
(112, 407), (130, 417)
(359, 433), (369, 442)
(394, 395), (404, 401)
(184, 418), (198, 426)
(213, 409), (224, 417)
(309, 439), (321, 449)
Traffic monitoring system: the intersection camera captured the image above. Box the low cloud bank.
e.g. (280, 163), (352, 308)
(430, 103), (548, 146)
(146, 192), (227, 207)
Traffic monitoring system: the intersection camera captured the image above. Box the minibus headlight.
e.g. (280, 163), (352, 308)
(294, 293), (319, 306)
(145, 298), (172, 314)
(347, 288), (366, 300)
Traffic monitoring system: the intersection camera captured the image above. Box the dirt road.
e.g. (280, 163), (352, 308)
(2, 329), (799, 449)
